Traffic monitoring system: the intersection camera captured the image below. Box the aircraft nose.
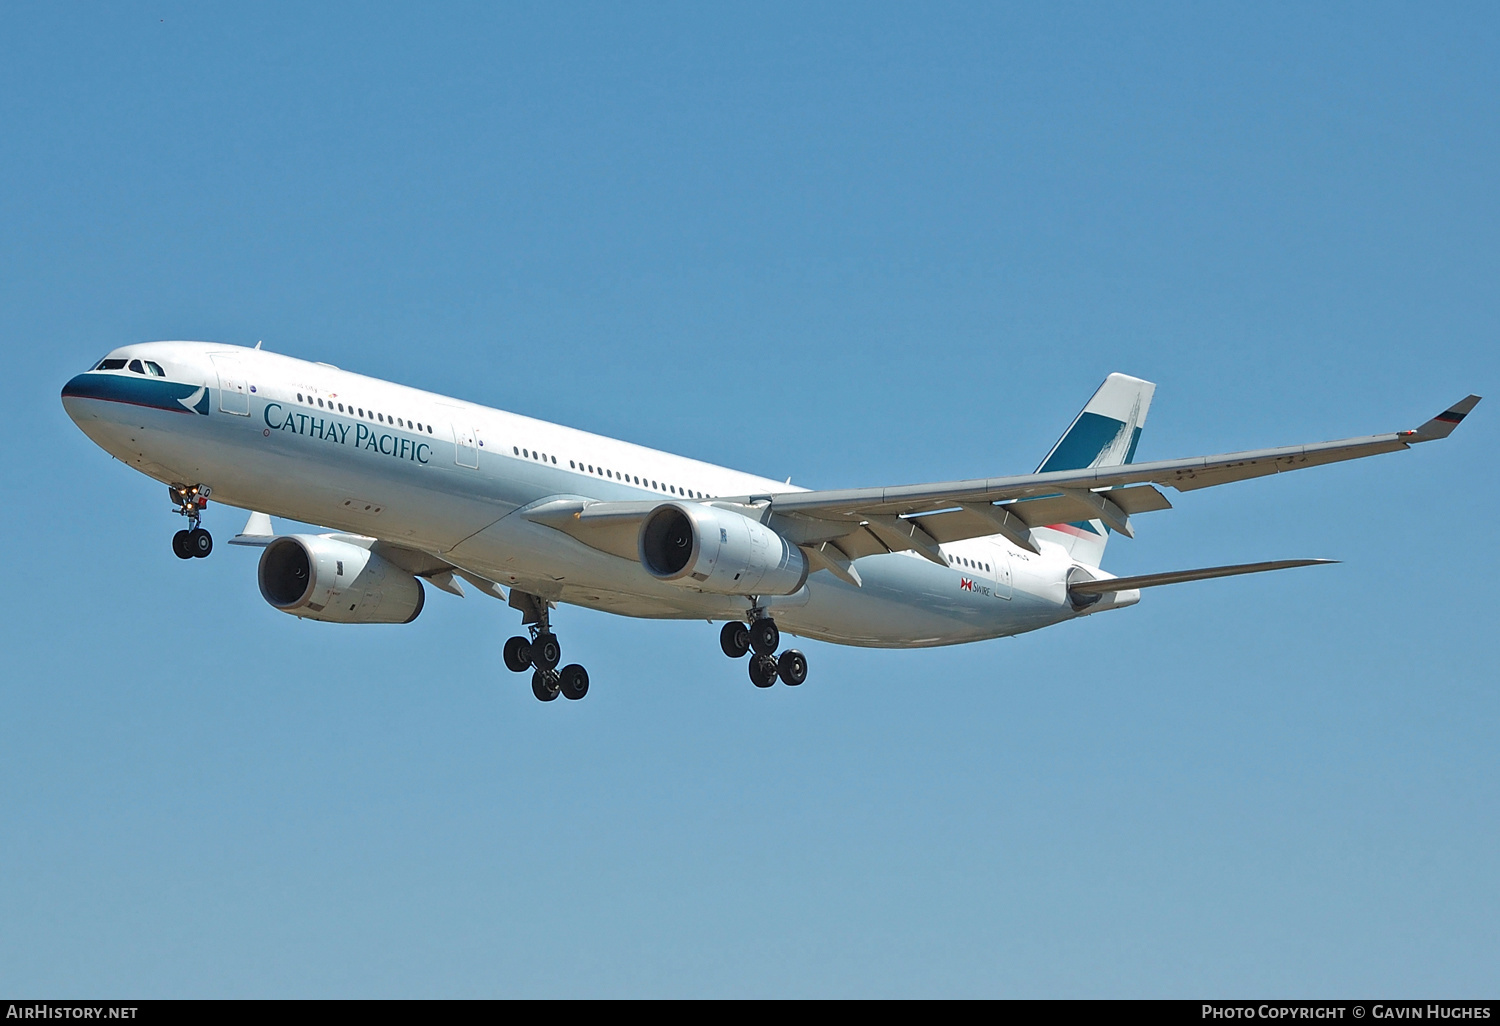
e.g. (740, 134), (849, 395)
(60, 373), (92, 420)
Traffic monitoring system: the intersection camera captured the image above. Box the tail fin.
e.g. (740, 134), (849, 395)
(1033, 373), (1156, 566)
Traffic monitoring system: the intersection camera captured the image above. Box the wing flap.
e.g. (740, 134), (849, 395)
(903, 506), (1011, 544)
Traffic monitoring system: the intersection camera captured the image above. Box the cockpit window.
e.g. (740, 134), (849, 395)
(128, 359), (145, 374)
(96, 359), (127, 371)
(144, 361), (165, 376)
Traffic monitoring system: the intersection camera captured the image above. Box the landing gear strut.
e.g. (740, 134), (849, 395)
(503, 594), (590, 702)
(721, 607), (808, 688)
(169, 484), (213, 559)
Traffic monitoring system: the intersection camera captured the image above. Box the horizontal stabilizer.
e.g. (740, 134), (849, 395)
(1068, 558), (1337, 596)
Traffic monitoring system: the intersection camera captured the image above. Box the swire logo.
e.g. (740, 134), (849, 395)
(960, 578), (973, 591)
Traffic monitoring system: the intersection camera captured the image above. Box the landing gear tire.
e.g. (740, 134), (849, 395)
(777, 649), (807, 686)
(559, 664), (590, 701)
(532, 669), (560, 702)
(172, 530), (194, 560)
(503, 636), (533, 673)
(188, 528), (213, 558)
(749, 618), (779, 656)
(720, 621), (750, 659)
(531, 632), (561, 671)
(749, 653), (779, 688)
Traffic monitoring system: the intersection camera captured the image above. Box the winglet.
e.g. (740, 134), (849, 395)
(1403, 395), (1481, 442)
(228, 510), (276, 547)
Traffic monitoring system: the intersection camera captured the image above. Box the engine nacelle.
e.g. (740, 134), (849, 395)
(639, 502), (809, 596)
(258, 535), (425, 624)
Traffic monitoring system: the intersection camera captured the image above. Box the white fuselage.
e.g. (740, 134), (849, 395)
(62, 341), (1122, 647)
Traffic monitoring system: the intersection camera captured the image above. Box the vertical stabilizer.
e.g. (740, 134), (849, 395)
(1033, 373), (1155, 566)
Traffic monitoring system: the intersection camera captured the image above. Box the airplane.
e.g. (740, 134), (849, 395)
(61, 341), (1479, 702)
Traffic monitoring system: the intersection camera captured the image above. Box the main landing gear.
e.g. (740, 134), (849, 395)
(502, 598), (590, 702)
(720, 611), (808, 688)
(169, 484), (213, 560)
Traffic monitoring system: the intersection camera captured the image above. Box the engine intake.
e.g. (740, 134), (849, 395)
(258, 535), (425, 624)
(639, 502), (808, 596)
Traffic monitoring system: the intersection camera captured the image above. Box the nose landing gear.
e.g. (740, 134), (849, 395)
(169, 484), (213, 559)
(722, 609), (808, 688)
(503, 593), (590, 702)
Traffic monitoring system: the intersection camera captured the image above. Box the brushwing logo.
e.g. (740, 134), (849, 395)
(177, 386), (210, 415)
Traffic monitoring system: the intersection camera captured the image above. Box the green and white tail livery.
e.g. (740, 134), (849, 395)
(1033, 373), (1156, 567)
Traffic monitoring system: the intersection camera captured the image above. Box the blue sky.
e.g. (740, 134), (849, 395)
(1, 2), (1495, 997)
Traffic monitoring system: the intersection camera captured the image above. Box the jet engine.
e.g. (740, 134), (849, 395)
(639, 502), (808, 596)
(257, 535), (425, 624)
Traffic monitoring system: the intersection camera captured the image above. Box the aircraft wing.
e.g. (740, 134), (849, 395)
(227, 509), (507, 600)
(520, 396), (1477, 580)
(735, 394), (1481, 559)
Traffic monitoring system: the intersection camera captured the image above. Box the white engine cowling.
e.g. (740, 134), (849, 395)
(639, 502), (808, 596)
(258, 535), (425, 624)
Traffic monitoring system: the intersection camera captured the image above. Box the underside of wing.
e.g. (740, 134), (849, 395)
(742, 394), (1480, 553)
(227, 509), (507, 600)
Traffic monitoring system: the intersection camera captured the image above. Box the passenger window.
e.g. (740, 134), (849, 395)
(318, 398), (325, 407)
(338, 403), (344, 412)
(145, 361), (165, 376)
(128, 359), (144, 373)
(297, 393), (303, 402)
